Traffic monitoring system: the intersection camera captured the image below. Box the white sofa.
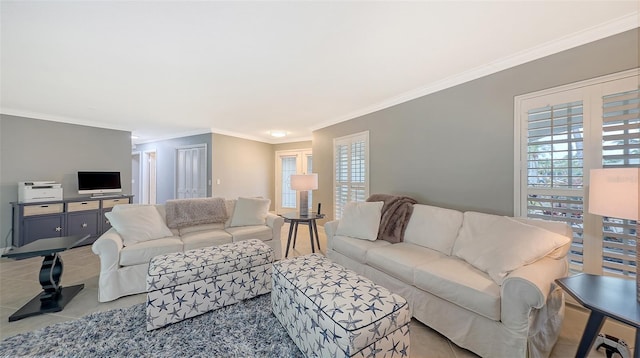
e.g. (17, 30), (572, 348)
(92, 198), (284, 302)
(325, 203), (572, 358)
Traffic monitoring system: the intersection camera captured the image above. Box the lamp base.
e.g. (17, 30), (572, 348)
(299, 191), (309, 216)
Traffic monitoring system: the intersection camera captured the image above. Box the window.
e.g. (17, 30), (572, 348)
(515, 69), (638, 277)
(334, 131), (369, 219)
(275, 149), (312, 213)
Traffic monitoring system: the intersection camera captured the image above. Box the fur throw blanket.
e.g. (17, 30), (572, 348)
(165, 197), (228, 229)
(366, 194), (417, 243)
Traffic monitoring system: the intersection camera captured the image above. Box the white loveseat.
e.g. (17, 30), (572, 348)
(325, 203), (572, 358)
(92, 198), (284, 302)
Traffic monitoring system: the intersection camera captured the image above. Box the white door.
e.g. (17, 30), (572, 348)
(176, 144), (207, 199)
(142, 150), (157, 205)
(275, 149), (312, 213)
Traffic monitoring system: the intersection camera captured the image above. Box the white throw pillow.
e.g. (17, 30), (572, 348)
(453, 212), (571, 285)
(229, 197), (271, 227)
(335, 201), (384, 241)
(105, 205), (174, 246)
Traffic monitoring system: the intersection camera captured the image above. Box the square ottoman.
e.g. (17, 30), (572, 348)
(272, 254), (410, 357)
(146, 239), (273, 330)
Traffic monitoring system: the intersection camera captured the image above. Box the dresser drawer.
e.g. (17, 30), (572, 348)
(67, 201), (100, 212)
(23, 203), (64, 216)
(102, 198), (128, 209)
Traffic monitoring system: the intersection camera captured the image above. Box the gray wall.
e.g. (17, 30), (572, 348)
(211, 133), (274, 207)
(313, 28), (639, 221)
(0, 115), (132, 249)
(134, 133), (213, 204)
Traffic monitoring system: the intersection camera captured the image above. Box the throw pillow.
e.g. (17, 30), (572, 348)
(105, 205), (174, 246)
(335, 201), (384, 241)
(229, 197), (271, 227)
(453, 212), (571, 285)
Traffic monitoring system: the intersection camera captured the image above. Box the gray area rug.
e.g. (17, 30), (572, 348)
(0, 294), (303, 357)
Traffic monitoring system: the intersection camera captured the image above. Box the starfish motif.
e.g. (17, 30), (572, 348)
(146, 296), (157, 308)
(339, 313), (362, 330)
(365, 302), (382, 316)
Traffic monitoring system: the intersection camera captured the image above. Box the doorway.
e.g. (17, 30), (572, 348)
(131, 152), (141, 204)
(142, 150), (157, 204)
(275, 149), (312, 213)
(175, 144), (207, 199)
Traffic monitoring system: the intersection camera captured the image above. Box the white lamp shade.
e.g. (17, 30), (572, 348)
(290, 173), (318, 191)
(588, 168), (639, 221)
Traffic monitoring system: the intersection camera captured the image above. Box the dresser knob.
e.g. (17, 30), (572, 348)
(55, 227), (62, 232)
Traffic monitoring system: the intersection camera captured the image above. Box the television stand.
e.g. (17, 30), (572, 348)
(90, 194), (125, 199)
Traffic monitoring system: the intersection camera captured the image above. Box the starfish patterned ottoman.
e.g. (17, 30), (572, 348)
(146, 239), (273, 330)
(272, 254), (410, 357)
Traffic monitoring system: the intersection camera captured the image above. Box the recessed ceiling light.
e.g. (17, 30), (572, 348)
(270, 131), (287, 138)
(131, 135), (139, 139)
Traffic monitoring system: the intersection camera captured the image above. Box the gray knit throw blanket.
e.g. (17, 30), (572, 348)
(366, 194), (417, 243)
(165, 197), (228, 229)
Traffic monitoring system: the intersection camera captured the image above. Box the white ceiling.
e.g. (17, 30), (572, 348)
(1, 1), (638, 144)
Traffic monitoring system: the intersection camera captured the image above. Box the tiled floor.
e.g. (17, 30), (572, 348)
(0, 224), (627, 357)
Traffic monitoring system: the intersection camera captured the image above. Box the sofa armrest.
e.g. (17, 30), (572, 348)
(265, 213), (284, 259)
(501, 256), (568, 331)
(91, 228), (125, 274)
(324, 220), (340, 250)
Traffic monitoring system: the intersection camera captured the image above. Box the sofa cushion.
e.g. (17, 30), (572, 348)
(226, 225), (272, 242)
(179, 223), (226, 235)
(334, 201), (384, 241)
(181, 229), (233, 251)
(404, 204), (464, 255)
(413, 257), (501, 321)
(120, 237), (183, 266)
(453, 212), (571, 285)
(332, 235), (391, 263)
(105, 205), (174, 246)
(512, 217), (572, 259)
(229, 197), (271, 227)
(366, 243), (446, 283)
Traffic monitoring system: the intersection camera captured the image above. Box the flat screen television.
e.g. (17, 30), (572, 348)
(78, 171), (122, 196)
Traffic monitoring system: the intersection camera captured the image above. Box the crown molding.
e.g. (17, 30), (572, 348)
(310, 12), (639, 132)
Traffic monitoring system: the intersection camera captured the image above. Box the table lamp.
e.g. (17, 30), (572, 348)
(290, 173), (318, 216)
(588, 168), (639, 301)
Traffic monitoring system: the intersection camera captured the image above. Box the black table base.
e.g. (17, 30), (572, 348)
(9, 284), (84, 322)
(3, 235), (90, 322)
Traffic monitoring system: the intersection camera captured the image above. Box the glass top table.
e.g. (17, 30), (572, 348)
(2, 234), (90, 322)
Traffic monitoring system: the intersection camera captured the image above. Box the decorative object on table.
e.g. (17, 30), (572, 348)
(290, 173), (318, 216)
(0, 294), (302, 357)
(2, 235), (90, 322)
(588, 168), (639, 302)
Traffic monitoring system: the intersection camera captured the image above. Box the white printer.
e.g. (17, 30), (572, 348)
(18, 181), (63, 203)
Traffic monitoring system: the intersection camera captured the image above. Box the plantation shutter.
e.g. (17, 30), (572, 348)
(334, 131), (369, 219)
(600, 88), (639, 278)
(526, 101), (585, 270)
